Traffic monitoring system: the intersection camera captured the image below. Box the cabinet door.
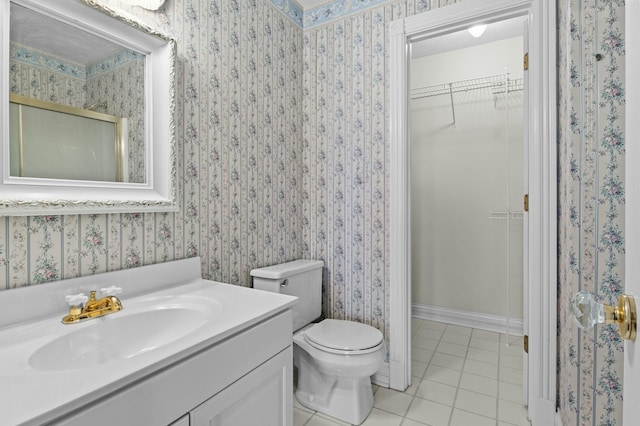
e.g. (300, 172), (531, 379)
(191, 346), (292, 426)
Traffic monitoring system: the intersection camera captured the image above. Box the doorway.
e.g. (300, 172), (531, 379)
(409, 19), (526, 337)
(388, 0), (557, 424)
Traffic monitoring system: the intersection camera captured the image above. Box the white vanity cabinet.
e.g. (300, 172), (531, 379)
(190, 347), (292, 425)
(54, 310), (293, 426)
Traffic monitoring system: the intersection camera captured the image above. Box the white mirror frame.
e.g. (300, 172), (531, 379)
(0, 0), (177, 215)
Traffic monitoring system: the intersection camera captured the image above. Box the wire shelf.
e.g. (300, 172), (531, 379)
(411, 74), (524, 100)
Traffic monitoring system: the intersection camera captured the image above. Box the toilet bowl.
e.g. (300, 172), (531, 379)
(293, 319), (385, 425)
(250, 260), (386, 425)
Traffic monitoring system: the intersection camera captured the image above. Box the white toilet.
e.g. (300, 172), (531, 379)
(251, 260), (385, 425)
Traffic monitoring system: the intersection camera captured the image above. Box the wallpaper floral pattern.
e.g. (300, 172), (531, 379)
(0, 0), (629, 423)
(300, 0), (459, 346)
(558, 0), (626, 425)
(1, 0), (304, 290)
(86, 54), (146, 182)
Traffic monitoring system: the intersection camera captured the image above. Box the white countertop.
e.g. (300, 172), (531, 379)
(0, 258), (297, 426)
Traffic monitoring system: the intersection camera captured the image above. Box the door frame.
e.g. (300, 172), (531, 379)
(388, 0), (557, 424)
(624, 1), (639, 424)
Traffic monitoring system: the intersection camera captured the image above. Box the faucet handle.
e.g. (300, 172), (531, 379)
(100, 286), (123, 296)
(65, 293), (88, 306)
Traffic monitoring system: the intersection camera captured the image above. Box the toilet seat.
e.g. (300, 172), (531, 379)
(303, 319), (384, 355)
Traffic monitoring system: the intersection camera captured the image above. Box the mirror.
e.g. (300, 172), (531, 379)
(0, 0), (177, 215)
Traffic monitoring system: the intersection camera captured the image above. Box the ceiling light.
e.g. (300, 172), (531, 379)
(468, 24), (488, 38)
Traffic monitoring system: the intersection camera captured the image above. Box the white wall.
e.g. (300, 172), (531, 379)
(410, 37), (524, 319)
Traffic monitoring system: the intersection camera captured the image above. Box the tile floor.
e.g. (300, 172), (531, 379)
(293, 319), (530, 426)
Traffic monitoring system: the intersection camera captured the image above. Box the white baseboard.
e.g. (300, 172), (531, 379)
(412, 303), (524, 336)
(372, 361), (390, 388)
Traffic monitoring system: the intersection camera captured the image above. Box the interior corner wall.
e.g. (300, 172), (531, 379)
(557, 0), (625, 424)
(410, 37), (524, 319)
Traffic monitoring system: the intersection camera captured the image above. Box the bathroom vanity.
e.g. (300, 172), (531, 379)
(0, 257), (296, 426)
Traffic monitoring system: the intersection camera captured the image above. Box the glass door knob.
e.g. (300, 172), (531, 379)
(570, 291), (637, 341)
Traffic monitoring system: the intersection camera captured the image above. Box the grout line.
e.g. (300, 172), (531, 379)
(446, 323), (470, 426)
(402, 320), (446, 423)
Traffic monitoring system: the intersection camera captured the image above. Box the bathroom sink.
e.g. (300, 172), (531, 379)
(28, 297), (222, 371)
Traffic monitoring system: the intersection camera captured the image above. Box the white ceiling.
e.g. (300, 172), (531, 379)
(10, 3), (124, 65)
(412, 16), (527, 58)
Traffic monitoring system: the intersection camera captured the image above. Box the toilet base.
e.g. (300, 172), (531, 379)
(295, 348), (375, 425)
(296, 377), (374, 425)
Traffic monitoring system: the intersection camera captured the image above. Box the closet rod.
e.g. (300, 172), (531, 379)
(411, 73), (523, 100)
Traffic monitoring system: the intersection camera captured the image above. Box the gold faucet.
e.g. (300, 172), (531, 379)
(62, 287), (123, 324)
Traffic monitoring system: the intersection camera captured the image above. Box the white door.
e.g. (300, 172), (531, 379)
(623, 1), (640, 424)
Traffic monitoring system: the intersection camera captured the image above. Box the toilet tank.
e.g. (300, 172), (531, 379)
(250, 260), (323, 332)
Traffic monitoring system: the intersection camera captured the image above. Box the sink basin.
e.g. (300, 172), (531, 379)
(28, 297), (222, 371)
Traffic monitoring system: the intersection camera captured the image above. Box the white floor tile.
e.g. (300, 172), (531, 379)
(403, 377), (421, 395)
(413, 336), (439, 351)
(499, 381), (525, 404)
(454, 389), (497, 419)
(401, 418), (429, 426)
(415, 379), (457, 406)
(361, 408), (403, 426)
(430, 352), (465, 371)
(313, 412), (351, 425)
(412, 347), (434, 363)
(412, 360), (429, 378)
(305, 414), (347, 425)
(441, 332), (471, 346)
(406, 398), (452, 426)
(500, 333), (523, 346)
(459, 372), (498, 397)
(436, 342), (468, 358)
(464, 358), (499, 379)
(450, 408), (496, 426)
(498, 399), (530, 425)
(472, 329), (500, 341)
(424, 365), (462, 387)
(469, 336), (500, 352)
(373, 388), (413, 416)
(500, 339), (524, 356)
(500, 353), (524, 370)
(445, 324), (473, 336)
(499, 365), (524, 385)
(420, 320), (447, 330)
(467, 347), (499, 364)
(416, 328), (444, 341)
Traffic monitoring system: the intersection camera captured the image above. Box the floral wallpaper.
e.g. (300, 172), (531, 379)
(86, 52), (146, 182)
(0, 0), (304, 290)
(9, 45), (86, 108)
(0, 0), (629, 422)
(558, 0), (626, 425)
(300, 0), (462, 347)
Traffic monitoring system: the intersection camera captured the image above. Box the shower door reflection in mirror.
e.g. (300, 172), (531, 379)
(9, 94), (127, 182)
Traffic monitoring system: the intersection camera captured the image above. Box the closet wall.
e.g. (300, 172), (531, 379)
(410, 37), (524, 322)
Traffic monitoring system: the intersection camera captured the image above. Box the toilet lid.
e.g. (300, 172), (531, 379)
(304, 319), (384, 354)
